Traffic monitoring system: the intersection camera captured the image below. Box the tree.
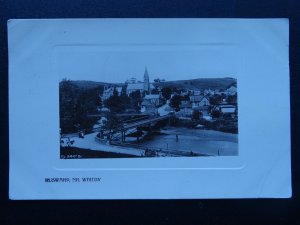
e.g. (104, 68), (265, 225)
(211, 110), (221, 119)
(169, 95), (181, 112)
(227, 94), (237, 105)
(104, 90), (124, 113)
(120, 92), (131, 110)
(220, 93), (226, 102)
(104, 112), (120, 132)
(151, 88), (159, 94)
(181, 94), (190, 101)
(59, 79), (102, 133)
(113, 87), (118, 96)
(59, 79), (80, 133)
(209, 94), (222, 105)
(172, 87), (181, 94)
(129, 90), (142, 111)
(161, 87), (172, 100)
(83, 86), (103, 113)
(192, 109), (203, 121)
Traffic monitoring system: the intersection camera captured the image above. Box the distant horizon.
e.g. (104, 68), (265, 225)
(60, 76), (237, 84)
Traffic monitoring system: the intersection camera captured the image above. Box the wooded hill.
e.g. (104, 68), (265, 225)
(152, 77), (237, 91)
(68, 77), (237, 91)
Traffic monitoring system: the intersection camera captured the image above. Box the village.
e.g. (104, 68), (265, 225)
(99, 67), (237, 133)
(60, 68), (238, 158)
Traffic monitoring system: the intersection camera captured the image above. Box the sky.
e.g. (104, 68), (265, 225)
(55, 46), (237, 83)
(51, 19), (245, 83)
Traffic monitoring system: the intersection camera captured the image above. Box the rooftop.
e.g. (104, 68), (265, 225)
(144, 94), (160, 99)
(127, 83), (144, 90)
(189, 95), (208, 102)
(127, 83), (155, 90)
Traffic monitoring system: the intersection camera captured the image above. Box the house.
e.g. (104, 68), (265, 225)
(225, 85), (237, 96)
(141, 101), (157, 114)
(126, 82), (145, 95)
(102, 86), (122, 101)
(189, 95), (210, 116)
(176, 108), (193, 118)
(189, 95), (210, 109)
(191, 90), (202, 95)
(180, 99), (191, 108)
(220, 105), (236, 114)
(180, 89), (189, 96)
(213, 104), (236, 114)
(142, 94), (163, 107)
(140, 94), (163, 114)
(204, 89), (215, 96)
(178, 100), (193, 118)
(214, 89), (221, 95)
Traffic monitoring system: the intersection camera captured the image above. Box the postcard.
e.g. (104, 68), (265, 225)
(8, 19), (291, 199)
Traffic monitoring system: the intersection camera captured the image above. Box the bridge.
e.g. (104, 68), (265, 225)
(95, 113), (175, 143)
(122, 114), (174, 130)
(118, 113), (175, 142)
(92, 113), (212, 157)
(88, 113), (149, 118)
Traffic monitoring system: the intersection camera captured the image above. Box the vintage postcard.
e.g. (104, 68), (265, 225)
(8, 19), (291, 199)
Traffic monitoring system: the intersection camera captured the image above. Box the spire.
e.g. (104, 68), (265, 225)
(144, 66), (149, 77)
(143, 67), (150, 92)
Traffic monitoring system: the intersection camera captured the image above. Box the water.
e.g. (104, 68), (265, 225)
(139, 127), (238, 156)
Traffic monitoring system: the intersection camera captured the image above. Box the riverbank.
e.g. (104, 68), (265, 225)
(61, 132), (144, 156)
(61, 147), (139, 159)
(60, 125), (238, 157)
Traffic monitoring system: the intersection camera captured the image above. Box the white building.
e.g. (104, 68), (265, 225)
(102, 86), (122, 101)
(225, 85), (237, 96)
(214, 104), (236, 114)
(143, 94), (162, 106)
(126, 82), (145, 95)
(220, 105), (236, 114)
(189, 95), (210, 109)
(141, 94), (164, 114)
(204, 89), (215, 96)
(191, 90), (202, 95)
(178, 100), (193, 118)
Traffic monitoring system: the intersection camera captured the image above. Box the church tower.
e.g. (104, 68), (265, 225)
(143, 67), (150, 93)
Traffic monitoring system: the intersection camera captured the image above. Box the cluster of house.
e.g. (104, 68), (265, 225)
(101, 68), (238, 120)
(176, 91), (237, 120)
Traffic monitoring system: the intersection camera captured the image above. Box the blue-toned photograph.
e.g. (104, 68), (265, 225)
(59, 65), (238, 158)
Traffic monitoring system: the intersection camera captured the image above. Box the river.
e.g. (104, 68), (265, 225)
(139, 127), (238, 156)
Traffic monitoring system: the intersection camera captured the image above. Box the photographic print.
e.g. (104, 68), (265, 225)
(59, 61), (238, 159)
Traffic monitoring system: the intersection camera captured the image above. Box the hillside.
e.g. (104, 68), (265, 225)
(69, 80), (109, 89)
(152, 77), (237, 91)
(64, 77), (237, 91)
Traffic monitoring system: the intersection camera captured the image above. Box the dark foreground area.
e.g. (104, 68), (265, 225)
(60, 147), (139, 159)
